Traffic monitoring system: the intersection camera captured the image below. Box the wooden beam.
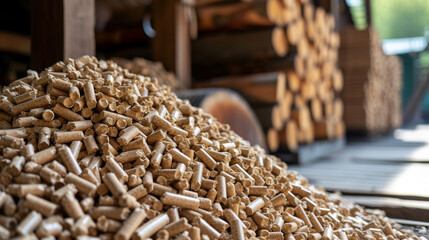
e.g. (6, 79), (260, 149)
(344, 196), (429, 222)
(152, 0), (191, 88)
(0, 31), (30, 55)
(31, 0), (95, 72)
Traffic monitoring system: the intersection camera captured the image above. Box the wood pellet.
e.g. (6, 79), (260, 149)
(0, 56), (420, 240)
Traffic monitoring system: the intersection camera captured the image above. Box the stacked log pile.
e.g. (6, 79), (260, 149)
(339, 27), (403, 135)
(193, 0), (345, 152)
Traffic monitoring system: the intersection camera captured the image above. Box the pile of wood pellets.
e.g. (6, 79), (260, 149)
(0, 56), (420, 240)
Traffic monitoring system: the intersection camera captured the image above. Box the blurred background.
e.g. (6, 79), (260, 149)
(2, 0), (429, 222)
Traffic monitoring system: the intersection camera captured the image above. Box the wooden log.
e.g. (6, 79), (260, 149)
(297, 37), (310, 58)
(305, 18), (316, 41)
(332, 68), (344, 92)
(192, 28), (294, 65)
(192, 53), (297, 78)
(300, 80), (316, 101)
(279, 90), (292, 121)
(0, 32), (30, 55)
(267, 128), (279, 152)
(333, 98), (343, 121)
(267, 0), (286, 25)
(310, 98), (323, 122)
(272, 27), (288, 57)
(287, 71), (301, 93)
(294, 55), (305, 78)
(176, 88), (267, 149)
(303, 3), (314, 22)
(196, 0), (273, 32)
(334, 120), (345, 139)
(313, 119), (335, 140)
(194, 71), (286, 104)
(324, 101), (334, 117)
(286, 18), (305, 45)
(253, 104), (283, 130)
(302, 121), (314, 144)
(304, 64), (321, 84)
(321, 61), (334, 80)
(278, 120), (298, 152)
(194, 0), (243, 7)
(291, 107), (312, 131)
(293, 94), (305, 108)
(286, 0), (301, 21)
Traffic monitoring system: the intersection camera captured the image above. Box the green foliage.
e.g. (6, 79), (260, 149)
(371, 0), (429, 39)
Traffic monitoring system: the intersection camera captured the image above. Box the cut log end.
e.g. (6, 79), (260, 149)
(272, 27), (288, 57)
(267, 128), (279, 152)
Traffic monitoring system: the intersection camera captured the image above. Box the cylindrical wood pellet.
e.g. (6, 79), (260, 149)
(16, 211), (42, 235)
(161, 192), (200, 210)
(26, 194), (57, 217)
(115, 208), (147, 240)
(61, 190), (84, 219)
(133, 213), (169, 240)
(58, 145), (82, 175)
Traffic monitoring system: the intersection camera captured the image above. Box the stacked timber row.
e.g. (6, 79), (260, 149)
(339, 27), (403, 136)
(192, 0), (345, 153)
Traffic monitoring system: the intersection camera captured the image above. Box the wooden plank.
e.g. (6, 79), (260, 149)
(152, 0), (191, 88)
(290, 162), (429, 199)
(343, 196), (429, 222)
(295, 138), (345, 164)
(351, 146), (429, 163)
(0, 31), (30, 55)
(390, 218), (429, 227)
(31, 0), (95, 72)
(277, 138), (345, 164)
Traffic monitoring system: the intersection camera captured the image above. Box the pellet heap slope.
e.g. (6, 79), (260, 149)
(0, 56), (419, 240)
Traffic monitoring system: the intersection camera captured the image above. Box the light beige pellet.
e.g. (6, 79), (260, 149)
(31, 146), (56, 165)
(115, 208), (147, 240)
(162, 218), (192, 237)
(11, 95), (51, 116)
(161, 192), (200, 210)
(64, 173), (97, 197)
(16, 211), (42, 235)
(58, 145), (82, 175)
(53, 103), (84, 121)
(54, 131), (84, 144)
(26, 194), (57, 217)
(244, 197), (265, 215)
(231, 219), (245, 240)
(134, 213), (169, 240)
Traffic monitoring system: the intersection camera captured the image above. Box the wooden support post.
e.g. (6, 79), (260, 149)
(31, 0), (95, 72)
(152, 0), (191, 88)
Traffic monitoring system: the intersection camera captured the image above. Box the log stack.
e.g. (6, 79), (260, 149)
(339, 27), (403, 136)
(193, 0), (345, 153)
